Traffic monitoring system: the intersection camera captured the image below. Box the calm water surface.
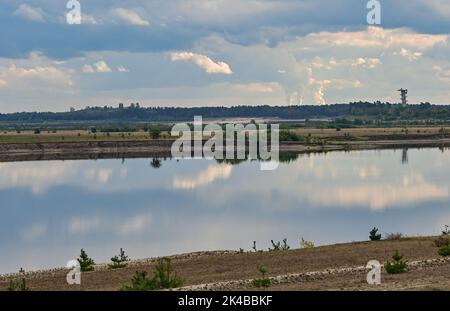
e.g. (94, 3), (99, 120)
(1, 148), (449, 274)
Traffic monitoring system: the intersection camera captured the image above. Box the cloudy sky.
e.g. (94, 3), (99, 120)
(0, 0), (449, 112)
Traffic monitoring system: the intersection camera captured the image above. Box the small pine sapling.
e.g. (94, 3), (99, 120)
(78, 249), (95, 272)
(384, 250), (407, 274)
(109, 248), (129, 269)
(369, 227), (382, 241)
(252, 266), (271, 288)
(120, 271), (154, 291)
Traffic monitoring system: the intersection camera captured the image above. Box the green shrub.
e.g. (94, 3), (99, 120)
(152, 258), (183, 289)
(279, 130), (301, 142)
(300, 237), (315, 249)
(109, 248), (129, 269)
(120, 271), (154, 291)
(369, 227), (382, 241)
(252, 266), (271, 288)
(7, 278), (29, 291)
(384, 251), (407, 274)
(78, 249), (95, 272)
(149, 127), (161, 139)
(120, 258), (183, 291)
(438, 240), (450, 257)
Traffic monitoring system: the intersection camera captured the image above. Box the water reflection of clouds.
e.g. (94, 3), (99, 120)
(0, 161), (78, 194)
(84, 168), (113, 184)
(191, 150), (450, 210)
(308, 180), (448, 210)
(172, 164), (233, 190)
(2, 148), (450, 274)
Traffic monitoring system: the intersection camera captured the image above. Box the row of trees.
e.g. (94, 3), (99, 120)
(0, 102), (448, 123)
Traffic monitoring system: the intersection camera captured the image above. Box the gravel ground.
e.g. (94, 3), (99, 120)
(1, 237), (448, 291)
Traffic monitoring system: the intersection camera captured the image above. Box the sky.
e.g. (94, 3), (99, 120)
(0, 0), (449, 112)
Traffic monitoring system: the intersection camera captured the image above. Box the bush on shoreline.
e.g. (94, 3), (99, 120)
(384, 251), (407, 274)
(120, 258), (183, 291)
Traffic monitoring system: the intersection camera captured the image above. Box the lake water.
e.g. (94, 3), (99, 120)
(1, 148), (450, 274)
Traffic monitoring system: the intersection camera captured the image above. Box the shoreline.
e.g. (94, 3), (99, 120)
(1, 236), (449, 291)
(1, 138), (450, 162)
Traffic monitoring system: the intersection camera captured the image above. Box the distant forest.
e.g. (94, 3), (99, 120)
(1, 102), (449, 123)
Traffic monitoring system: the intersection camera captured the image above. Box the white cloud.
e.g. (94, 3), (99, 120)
(435, 67), (450, 83)
(68, 217), (100, 235)
(117, 65), (129, 72)
(0, 79), (7, 88)
(422, 0), (450, 18)
(352, 57), (382, 69)
(13, 4), (45, 23)
(118, 213), (152, 235)
(175, 0), (297, 24)
(82, 61), (112, 73)
(171, 52), (233, 74)
(112, 8), (150, 26)
(307, 27), (447, 50)
(328, 79), (364, 90)
(94, 60), (112, 73)
(82, 14), (97, 25)
(0, 64), (73, 89)
(311, 57), (338, 70)
(233, 82), (280, 93)
(82, 64), (95, 73)
(393, 48), (423, 61)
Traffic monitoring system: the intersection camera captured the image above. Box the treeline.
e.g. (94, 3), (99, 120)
(0, 102), (448, 123)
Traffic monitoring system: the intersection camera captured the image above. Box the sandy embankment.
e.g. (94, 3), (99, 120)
(1, 237), (449, 291)
(1, 138), (450, 162)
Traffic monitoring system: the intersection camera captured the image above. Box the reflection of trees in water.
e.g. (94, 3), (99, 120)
(278, 152), (299, 163)
(401, 148), (408, 164)
(150, 158), (162, 169)
(214, 152), (300, 165)
(215, 158), (247, 165)
(146, 152), (311, 168)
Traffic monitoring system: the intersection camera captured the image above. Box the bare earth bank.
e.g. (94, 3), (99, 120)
(1, 237), (449, 291)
